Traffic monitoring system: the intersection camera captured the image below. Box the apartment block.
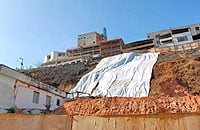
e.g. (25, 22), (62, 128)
(78, 32), (103, 46)
(100, 38), (124, 58)
(123, 39), (154, 53)
(147, 23), (200, 47)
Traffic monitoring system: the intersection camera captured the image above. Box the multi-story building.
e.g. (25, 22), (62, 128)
(43, 30), (107, 66)
(147, 23), (200, 47)
(67, 43), (100, 59)
(43, 23), (200, 67)
(100, 38), (124, 58)
(123, 39), (154, 53)
(78, 32), (103, 46)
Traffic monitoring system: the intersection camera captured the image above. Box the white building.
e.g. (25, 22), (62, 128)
(44, 51), (67, 63)
(0, 64), (66, 113)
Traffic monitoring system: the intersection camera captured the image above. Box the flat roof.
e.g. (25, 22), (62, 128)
(147, 23), (200, 35)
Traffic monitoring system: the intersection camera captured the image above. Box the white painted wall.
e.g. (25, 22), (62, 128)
(15, 82), (65, 110)
(44, 55), (51, 63)
(44, 51), (67, 63)
(0, 74), (15, 109)
(0, 65), (66, 113)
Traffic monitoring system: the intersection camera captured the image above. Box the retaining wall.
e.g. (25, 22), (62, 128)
(0, 113), (200, 130)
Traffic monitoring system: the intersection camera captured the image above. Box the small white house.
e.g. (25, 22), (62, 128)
(0, 64), (66, 113)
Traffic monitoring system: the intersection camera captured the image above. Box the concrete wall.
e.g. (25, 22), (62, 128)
(0, 74), (15, 111)
(73, 114), (200, 130)
(0, 65), (66, 112)
(44, 51), (67, 63)
(0, 113), (200, 130)
(78, 32), (98, 46)
(15, 82), (65, 110)
(0, 114), (72, 130)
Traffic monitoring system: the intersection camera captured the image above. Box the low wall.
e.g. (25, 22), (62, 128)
(0, 114), (72, 130)
(73, 113), (200, 130)
(0, 113), (200, 130)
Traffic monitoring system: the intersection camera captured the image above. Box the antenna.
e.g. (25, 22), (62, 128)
(103, 27), (107, 40)
(19, 57), (24, 69)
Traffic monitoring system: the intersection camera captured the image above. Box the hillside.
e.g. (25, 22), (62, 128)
(19, 60), (98, 92)
(150, 57), (200, 96)
(20, 49), (200, 97)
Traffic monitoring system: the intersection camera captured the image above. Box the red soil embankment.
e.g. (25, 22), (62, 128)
(150, 58), (200, 96)
(54, 96), (200, 115)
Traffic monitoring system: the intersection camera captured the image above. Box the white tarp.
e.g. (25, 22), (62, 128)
(68, 52), (159, 98)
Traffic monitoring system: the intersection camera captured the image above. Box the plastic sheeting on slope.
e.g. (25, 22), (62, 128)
(68, 52), (159, 98)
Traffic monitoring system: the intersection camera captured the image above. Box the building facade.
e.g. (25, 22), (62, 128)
(44, 51), (67, 63)
(100, 38), (124, 58)
(43, 23), (200, 67)
(78, 32), (103, 46)
(123, 39), (154, 53)
(0, 64), (66, 113)
(147, 23), (200, 47)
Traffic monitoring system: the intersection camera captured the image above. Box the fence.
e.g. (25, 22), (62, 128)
(0, 113), (200, 130)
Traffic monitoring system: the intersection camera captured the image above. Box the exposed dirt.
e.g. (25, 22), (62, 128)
(19, 62), (97, 91)
(19, 51), (200, 115)
(150, 57), (200, 96)
(54, 96), (200, 115)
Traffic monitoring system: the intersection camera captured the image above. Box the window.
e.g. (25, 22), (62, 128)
(57, 99), (60, 106)
(46, 95), (51, 106)
(47, 55), (51, 59)
(32, 91), (39, 104)
(195, 27), (199, 30)
(177, 36), (188, 42)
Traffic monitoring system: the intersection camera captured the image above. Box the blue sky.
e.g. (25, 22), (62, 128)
(0, 0), (200, 69)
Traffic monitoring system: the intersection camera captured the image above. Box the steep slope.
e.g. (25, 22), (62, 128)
(68, 52), (159, 98)
(150, 57), (200, 96)
(19, 62), (97, 91)
(20, 50), (200, 97)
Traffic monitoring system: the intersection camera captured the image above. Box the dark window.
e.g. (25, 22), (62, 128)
(33, 91), (39, 104)
(172, 28), (189, 34)
(159, 33), (171, 39)
(47, 55), (51, 59)
(177, 36), (188, 42)
(156, 34), (160, 38)
(57, 99), (60, 106)
(195, 27), (199, 30)
(46, 95), (51, 106)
